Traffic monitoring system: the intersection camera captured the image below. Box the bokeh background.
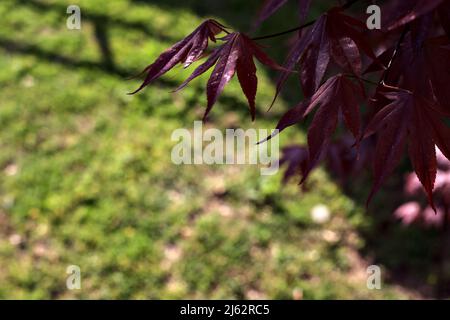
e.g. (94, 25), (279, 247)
(0, 0), (448, 299)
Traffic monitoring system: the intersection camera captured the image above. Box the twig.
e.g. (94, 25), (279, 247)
(252, 21), (315, 41)
(346, 74), (379, 86)
(251, 0), (363, 41)
(380, 25), (409, 86)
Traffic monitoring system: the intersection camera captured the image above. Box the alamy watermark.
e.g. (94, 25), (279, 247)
(65, 4), (380, 30)
(366, 5), (381, 30)
(66, 5), (81, 30)
(66, 265), (81, 290)
(171, 122), (279, 176)
(366, 265), (382, 290)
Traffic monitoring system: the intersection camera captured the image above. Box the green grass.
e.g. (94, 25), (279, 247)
(0, 0), (415, 299)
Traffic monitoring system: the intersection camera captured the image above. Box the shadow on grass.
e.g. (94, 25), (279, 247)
(15, 0), (174, 41)
(3, 0), (448, 298)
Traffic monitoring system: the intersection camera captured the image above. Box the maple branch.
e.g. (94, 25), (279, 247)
(350, 75), (416, 97)
(346, 74), (379, 86)
(346, 74), (412, 94)
(251, 20), (315, 41)
(251, 0), (363, 41)
(380, 25), (409, 86)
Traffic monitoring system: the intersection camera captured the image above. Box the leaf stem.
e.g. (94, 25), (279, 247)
(251, 0), (363, 41)
(346, 74), (412, 94)
(380, 25), (409, 86)
(251, 21), (315, 41)
(345, 74), (379, 86)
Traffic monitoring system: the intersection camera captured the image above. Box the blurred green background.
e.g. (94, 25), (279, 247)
(0, 0), (446, 299)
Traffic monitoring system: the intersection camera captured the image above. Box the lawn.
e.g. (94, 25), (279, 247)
(0, 0), (425, 299)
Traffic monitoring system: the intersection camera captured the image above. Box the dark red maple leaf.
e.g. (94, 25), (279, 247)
(300, 74), (364, 181)
(272, 7), (376, 105)
(368, 34), (450, 116)
(363, 91), (450, 210)
(281, 134), (374, 187)
(279, 145), (309, 184)
(438, 1), (450, 38)
(383, 0), (445, 31)
(298, 0), (313, 24)
(416, 37), (450, 115)
(260, 74), (364, 165)
(326, 133), (375, 185)
(175, 33), (282, 121)
(130, 19), (227, 95)
(129, 0), (450, 209)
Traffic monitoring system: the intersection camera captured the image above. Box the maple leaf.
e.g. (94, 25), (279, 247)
(279, 145), (309, 184)
(300, 74), (364, 181)
(261, 74), (364, 157)
(363, 91), (450, 210)
(254, 0), (312, 28)
(272, 7), (376, 105)
(130, 19), (227, 94)
(438, 1), (450, 38)
(128, 0), (450, 209)
(280, 134), (374, 186)
(175, 33), (282, 121)
(417, 37), (450, 115)
(396, 36), (449, 112)
(383, 0), (445, 31)
(298, 0), (313, 24)
(365, 33), (450, 115)
(326, 134), (374, 185)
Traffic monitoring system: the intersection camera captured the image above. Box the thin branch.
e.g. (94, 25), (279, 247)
(381, 83), (413, 94)
(345, 73), (379, 86)
(380, 25), (409, 86)
(345, 74), (412, 95)
(251, 0), (363, 41)
(252, 21), (314, 41)
(357, 77), (378, 86)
